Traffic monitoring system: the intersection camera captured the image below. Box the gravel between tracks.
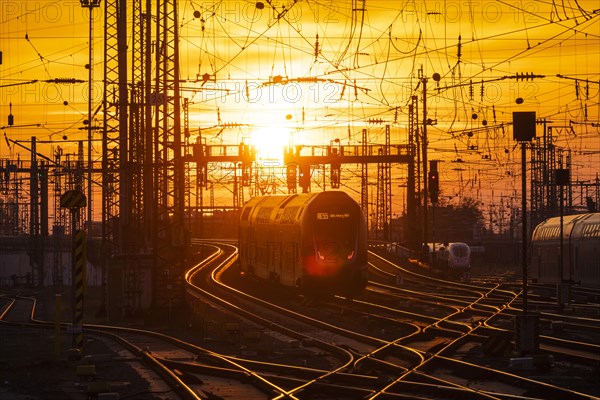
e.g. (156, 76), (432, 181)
(0, 323), (164, 400)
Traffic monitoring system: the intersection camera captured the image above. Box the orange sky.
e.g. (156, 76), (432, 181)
(1, 0), (599, 218)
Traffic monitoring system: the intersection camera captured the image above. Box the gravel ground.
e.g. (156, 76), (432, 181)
(0, 323), (167, 400)
(0, 284), (319, 400)
(0, 325), (78, 400)
(0, 287), (185, 400)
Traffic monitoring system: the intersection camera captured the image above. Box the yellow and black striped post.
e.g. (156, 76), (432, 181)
(73, 229), (86, 350)
(60, 189), (87, 353)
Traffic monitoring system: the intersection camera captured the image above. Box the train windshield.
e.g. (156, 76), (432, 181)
(451, 244), (469, 257)
(313, 213), (358, 262)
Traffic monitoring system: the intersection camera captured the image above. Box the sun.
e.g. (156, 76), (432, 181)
(250, 126), (291, 166)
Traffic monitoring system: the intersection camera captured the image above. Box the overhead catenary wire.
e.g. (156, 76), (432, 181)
(0, 0), (598, 211)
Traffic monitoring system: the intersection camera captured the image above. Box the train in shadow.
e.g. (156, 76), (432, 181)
(238, 191), (368, 297)
(531, 212), (599, 287)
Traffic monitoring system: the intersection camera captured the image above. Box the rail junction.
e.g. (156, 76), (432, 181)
(2, 240), (599, 399)
(1, 2), (599, 399)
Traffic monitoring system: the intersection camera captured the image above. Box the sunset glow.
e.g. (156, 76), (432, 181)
(0, 0), (598, 218)
(250, 125), (291, 166)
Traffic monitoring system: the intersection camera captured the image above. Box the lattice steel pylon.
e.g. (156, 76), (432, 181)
(52, 149), (67, 292)
(102, 0), (160, 318)
(101, 0), (128, 319)
(152, 0), (187, 315)
(117, 0), (152, 315)
(128, 0), (145, 247)
(102, 0), (119, 255)
(530, 124), (571, 227)
(375, 125), (393, 240)
(361, 128), (369, 234)
(29, 137), (41, 286)
(406, 95), (419, 251)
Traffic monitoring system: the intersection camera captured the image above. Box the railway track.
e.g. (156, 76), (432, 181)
(202, 241), (600, 399)
(2, 240), (599, 399)
(1, 295), (213, 400)
(369, 250), (600, 348)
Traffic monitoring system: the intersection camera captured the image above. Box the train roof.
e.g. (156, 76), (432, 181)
(240, 191), (361, 225)
(532, 212), (600, 241)
(241, 191), (354, 210)
(534, 212), (599, 228)
(426, 242), (471, 252)
(426, 242), (470, 248)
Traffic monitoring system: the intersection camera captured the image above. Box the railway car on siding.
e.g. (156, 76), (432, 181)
(238, 191), (368, 297)
(531, 212), (600, 287)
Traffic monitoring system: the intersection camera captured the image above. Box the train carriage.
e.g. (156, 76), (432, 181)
(531, 212), (600, 287)
(429, 242), (471, 280)
(239, 191), (368, 297)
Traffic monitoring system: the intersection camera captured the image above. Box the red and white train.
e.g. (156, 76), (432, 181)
(238, 191), (369, 297)
(428, 242), (472, 280)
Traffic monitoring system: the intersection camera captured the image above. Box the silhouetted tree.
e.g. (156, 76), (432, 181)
(458, 197), (485, 227)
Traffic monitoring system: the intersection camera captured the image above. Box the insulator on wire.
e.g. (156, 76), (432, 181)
(340, 82), (346, 101)
(8, 103), (14, 126)
(515, 72), (543, 81)
(47, 78), (84, 84)
(469, 80), (473, 101)
(585, 80), (589, 100)
(480, 80), (484, 101)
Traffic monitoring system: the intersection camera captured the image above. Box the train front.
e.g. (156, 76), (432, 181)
(448, 243), (471, 270)
(300, 191), (368, 297)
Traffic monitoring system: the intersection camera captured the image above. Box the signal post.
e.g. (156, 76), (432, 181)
(428, 160), (440, 261)
(513, 111), (540, 356)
